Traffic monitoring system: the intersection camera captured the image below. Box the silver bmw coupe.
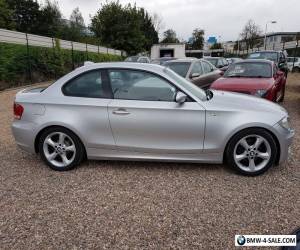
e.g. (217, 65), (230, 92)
(12, 62), (294, 175)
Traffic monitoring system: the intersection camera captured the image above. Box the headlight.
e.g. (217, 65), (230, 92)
(279, 117), (291, 130)
(255, 89), (268, 97)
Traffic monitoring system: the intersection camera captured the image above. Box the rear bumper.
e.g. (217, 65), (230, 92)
(272, 123), (294, 164)
(11, 120), (37, 154)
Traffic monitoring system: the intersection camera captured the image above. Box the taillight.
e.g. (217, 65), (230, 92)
(14, 103), (24, 120)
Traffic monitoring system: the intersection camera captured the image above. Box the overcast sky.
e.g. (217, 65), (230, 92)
(50, 0), (300, 42)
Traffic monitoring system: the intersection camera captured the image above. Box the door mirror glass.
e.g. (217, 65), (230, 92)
(175, 91), (187, 104)
(191, 73), (200, 78)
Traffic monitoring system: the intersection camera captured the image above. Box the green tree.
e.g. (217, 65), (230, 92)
(138, 7), (158, 50)
(61, 7), (85, 42)
(161, 29), (179, 43)
(191, 28), (204, 49)
(6, 0), (40, 33)
(90, 1), (158, 55)
(0, 0), (15, 29)
(36, 0), (62, 37)
(240, 19), (262, 49)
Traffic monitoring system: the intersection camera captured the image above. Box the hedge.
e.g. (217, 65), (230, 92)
(0, 42), (123, 90)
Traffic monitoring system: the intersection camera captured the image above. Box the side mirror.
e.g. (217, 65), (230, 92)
(175, 91), (187, 104)
(190, 73), (200, 78)
(278, 62), (285, 68)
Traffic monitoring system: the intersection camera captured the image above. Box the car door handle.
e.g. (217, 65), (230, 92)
(112, 108), (130, 115)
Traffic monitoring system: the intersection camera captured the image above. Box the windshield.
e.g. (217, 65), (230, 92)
(164, 67), (206, 101)
(164, 62), (191, 77)
(205, 58), (218, 66)
(224, 62), (272, 78)
(125, 56), (139, 62)
(248, 52), (278, 62)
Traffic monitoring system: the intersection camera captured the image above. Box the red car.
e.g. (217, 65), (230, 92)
(210, 59), (286, 102)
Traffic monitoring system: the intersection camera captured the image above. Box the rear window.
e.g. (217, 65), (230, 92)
(125, 56), (139, 62)
(165, 62), (191, 77)
(248, 52), (278, 62)
(224, 62), (272, 78)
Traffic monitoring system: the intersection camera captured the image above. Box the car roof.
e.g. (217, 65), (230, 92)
(236, 59), (273, 64)
(249, 50), (280, 53)
(74, 62), (166, 73)
(205, 57), (223, 59)
(165, 58), (200, 63)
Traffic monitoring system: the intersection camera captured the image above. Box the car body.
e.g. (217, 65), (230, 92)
(247, 50), (288, 77)
(226, 57), (243, 64)
(164, 58), (222, 89)
(211, 59), (286, 102)
(124, 56), (150, 63)
(150, 57), (177, 65)
(204, 57), (230, 72)
(12, 62), (294, 176)
(287, 57), (300, 72)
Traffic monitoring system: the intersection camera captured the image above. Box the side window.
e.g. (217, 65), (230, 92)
(108, 69), (177, 102)
(202, 61), (212, 74)
(190, 62), (203, 75)
(63, 70), (108, 98)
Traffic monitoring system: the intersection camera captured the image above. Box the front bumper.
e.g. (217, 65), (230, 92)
(272, 123), (295, 164)
(11, 120), (37, 154)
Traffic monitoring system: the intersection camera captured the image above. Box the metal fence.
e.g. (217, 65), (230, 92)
(0, 28), (123, 56)
(0, 29), (124, 90)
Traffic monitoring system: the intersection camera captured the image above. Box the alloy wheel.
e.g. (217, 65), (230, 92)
(43, 132), (76, 168)
(233, 135), (271, 173)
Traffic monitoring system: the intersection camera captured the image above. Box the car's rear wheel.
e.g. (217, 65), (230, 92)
(226, 128), (277, 176)
(38, 127), (84, 171)
(292, 67), (300, 73)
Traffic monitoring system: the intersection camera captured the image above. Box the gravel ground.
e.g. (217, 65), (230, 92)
(0, 76), (299, 250)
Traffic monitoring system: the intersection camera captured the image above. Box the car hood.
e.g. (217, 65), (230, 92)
(211, 77), (273, 91)
(206, 89), (287, 119)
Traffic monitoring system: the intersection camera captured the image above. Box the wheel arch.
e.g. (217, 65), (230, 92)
(223, 126), (281, 165)
(34, 125), (87, 158)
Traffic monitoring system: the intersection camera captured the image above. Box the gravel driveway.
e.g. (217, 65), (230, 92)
(0, 76), (299, 249)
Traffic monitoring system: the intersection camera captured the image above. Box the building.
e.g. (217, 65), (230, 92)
(264, 32), (299, 46)
(150, 43), (186, 59)
(237, 32), (299, 50)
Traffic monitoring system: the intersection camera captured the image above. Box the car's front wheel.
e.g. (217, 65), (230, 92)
(226, 128), (277, 176)
(38, 127), (84, 171)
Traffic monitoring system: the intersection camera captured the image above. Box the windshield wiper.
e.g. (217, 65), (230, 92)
(245, 75), (267, 78)
(225, 75), (243, 78)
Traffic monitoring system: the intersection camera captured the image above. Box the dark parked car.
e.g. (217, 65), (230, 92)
(247, 50), (288, 77)
(150, 57), (177, 65)
(211, 59), (286, 102)
(204, 57), (230, 72)
(164, 58), (222, 89)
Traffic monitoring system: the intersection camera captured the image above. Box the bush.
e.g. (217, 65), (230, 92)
(0, 42), (123, 90)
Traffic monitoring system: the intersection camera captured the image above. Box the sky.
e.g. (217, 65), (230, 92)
(47, 0), (300, 42)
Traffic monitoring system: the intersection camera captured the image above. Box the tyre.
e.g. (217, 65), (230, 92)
(38, 127), (84, 171)
(292, 67), (300, 73)
(226, 128), (277, 176)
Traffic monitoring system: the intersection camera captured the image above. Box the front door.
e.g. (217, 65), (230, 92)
(107, 69), (205, 154)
